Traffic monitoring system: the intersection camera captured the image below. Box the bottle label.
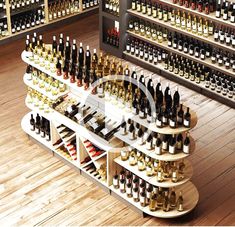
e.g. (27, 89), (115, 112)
(155, 146), (161, 154)
(231, 15), (235, 22)
(146, 191), (151, 199)
(121, 150), (127, 158)
(139, 111), (145, 118)
(169, 120), (176, 127)
(162, 141), (168, 150)
(169, 145), (175, 154)
(183, 144), (190, 154)
(140, 195), (145, 203)
(231, 38), (235, 46)
(133, 190), (138, 199)
(113, 178), (118, 186)
(120, 183), (125, 190)
(126, 186), (132, 195)
(172, 171), (177, 178)
(184, 119), (190, 127)
(147, 115), (152, 122)
(156, 119), (162, 127)
(129, 156), (135, 163)
(146, 141), (152, 150)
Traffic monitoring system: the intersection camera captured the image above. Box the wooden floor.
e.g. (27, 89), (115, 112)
(0, 13), (235, 226)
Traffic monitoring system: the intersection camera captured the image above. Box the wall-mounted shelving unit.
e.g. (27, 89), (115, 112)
(99, 0), (235, 109)
(0, 0), (99, 45)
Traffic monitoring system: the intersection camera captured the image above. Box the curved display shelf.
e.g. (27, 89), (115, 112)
(110, 181), (199, 218)
(25, 96), (53, 120)
(23, 73), (68, 100)
(23, 51), (199, 130)
(132, 110), (198, 134)
(114, 156), (193, 188)
(115, 131), (195, 162)
(127, 9), (235, 53)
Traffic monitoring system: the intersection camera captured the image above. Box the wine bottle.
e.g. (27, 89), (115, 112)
(177, 191), (184, 211)
(30, 114), (35, 131)
(183, 133), (190, 154)
(183, 107), (191, 128)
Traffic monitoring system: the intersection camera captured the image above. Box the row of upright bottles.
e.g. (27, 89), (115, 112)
(11, 7), (45, 34)
(82, 0), (99, 10)
(30, 112), (51, 141)
(125, 36), (235, 99)
(130, 0), (235, 49)
(104, 0), (119, 16)
(172, 0), (217, 14)
(128, 20), (235, 71)
(0, 0), (6, 13)
(120, 149), (188, 181)
(113, 169), (184, 212)
(9, 0), (43, 12)
(105, 26), (120, 47)
(0, 18), (8, 38)
(48, 0), (80, 21)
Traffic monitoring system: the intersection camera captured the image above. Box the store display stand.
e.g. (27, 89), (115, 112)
(0, 0), (98, 45)
(99, 0), (235, 108)
(21, 46), (199, 218)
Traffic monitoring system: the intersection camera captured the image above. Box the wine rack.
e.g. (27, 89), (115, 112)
(99, 0), (235, 108)
(21, 35), (199, 218)
(0, 0), (99, 44)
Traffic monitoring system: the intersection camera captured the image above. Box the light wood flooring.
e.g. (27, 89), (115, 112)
(0, 13), (234, 226)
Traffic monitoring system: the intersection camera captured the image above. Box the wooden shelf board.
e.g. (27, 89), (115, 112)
(115, 131), (195, 162)
(127, 9), (235, 53)
(127, 30), (235, 77)
(114, 156), (193, 188)
(102, 11), (120, 21)
(110, 181), (199, 218)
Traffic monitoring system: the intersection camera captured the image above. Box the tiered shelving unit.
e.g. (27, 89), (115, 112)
(99, 0), (235, 108)
(0, 0), (99, 44)
(22, 45), (199, 218)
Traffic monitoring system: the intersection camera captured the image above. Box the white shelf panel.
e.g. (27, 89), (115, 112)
(114, 156), (193, 188)
(132, 111), (198, 134)
(23, 73), (68, 100)
(110, 181), (199, 218)
(115, 131), (195, 162)
(21, 112), (53, 150)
